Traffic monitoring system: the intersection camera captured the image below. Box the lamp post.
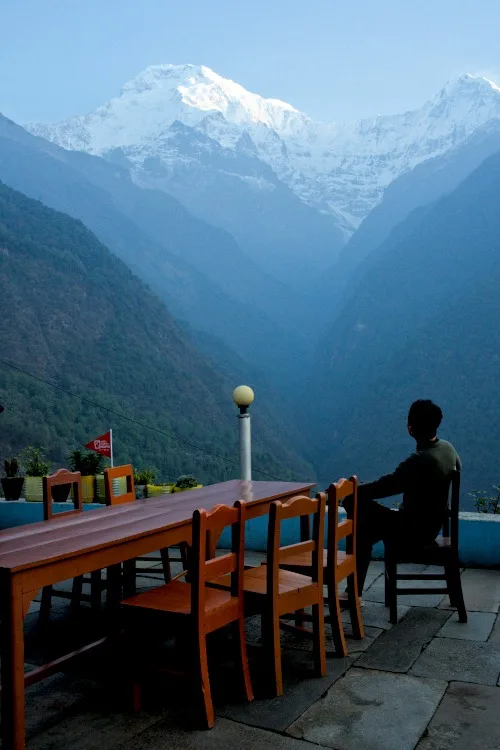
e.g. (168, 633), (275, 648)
(232, 385), (255, 481)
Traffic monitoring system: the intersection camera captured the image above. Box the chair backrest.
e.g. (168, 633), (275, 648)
(43, 469), (83, 521)
(442, 470), (460, 552)
(191, 501), (246, 621)
(327, 476), (358, 565)
(104, 464), (136, 506)
(267, 493), (326, 598)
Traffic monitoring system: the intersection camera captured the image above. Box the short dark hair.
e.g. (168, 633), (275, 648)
(408, 400), (442, 439)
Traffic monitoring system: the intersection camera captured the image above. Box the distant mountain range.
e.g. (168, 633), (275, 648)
(2, 65), (500, 499)
(29, 65), (500, 241)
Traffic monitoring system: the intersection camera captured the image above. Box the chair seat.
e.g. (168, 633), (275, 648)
(280, 549), (350, 569)
(121, 579), (234, 616)
(215, 565), (314, 596)
(388, 536), (452, 564)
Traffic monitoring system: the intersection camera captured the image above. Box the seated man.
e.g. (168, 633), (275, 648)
(343, 399), (461, 594)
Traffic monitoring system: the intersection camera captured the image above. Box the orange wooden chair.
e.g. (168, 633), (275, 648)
(385, 470), (466, 624)
(121, 500), (253, 728)
(278, 477), (364, 657)
(40, 469), (104, 619)
(237, 493), (327, 697)
(104, 465), (187, 595)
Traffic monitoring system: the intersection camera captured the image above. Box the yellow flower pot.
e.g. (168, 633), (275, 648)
(24, 476), (43, 502)
(171, 484), (203, 493)
(145, 484), (174, 497)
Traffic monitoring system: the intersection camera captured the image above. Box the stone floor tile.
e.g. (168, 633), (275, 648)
(28, 707), (168, 750)
(287, 668), (446, 750)
(436, 611), (496, 642)
(410, 638), (500, 685)
(343, 600), (410, 630)
(488, 613), (500, 643)
(416, 682), (500, 750)
(439, 568), (500, 613)
(120, 716), (311, 750)
(356, 607), (450, 673)
(216, 648), (354, 732)
(24, 674), (105, 744)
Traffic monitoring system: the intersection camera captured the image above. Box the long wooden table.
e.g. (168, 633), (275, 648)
(0, 479), (314, 749)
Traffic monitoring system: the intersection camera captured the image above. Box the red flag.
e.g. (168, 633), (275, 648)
(85, 431), (112, 458)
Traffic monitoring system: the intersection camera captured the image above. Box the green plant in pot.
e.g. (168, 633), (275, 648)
(68, 449), (105, 503)
(172, 474), (201, 492)
(19, 446), (51, 502)
(1, 458), (24, 501)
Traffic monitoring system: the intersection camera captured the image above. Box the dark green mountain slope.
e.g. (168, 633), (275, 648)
(307, 150), (500, 491)
(322, 270), (500, 497)
(0, 181), (314, 483)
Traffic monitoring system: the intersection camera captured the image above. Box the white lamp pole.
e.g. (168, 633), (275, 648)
(232, 385), (255, 481)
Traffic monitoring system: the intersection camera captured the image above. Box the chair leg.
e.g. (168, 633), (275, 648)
(194, 633), (215, 728)
(232, 617), (254, 702)
(295, 608), (306, 630)
(444, 564), (457, 607)
(447, 564), (467, 623)
(71, 576), (84, 614)
(39, 585), (52, 623)
(263, 608), (283, 697)
(160, 548), (172, 583)
(327, 578), (348, 657)
(106, 564), (122, 608)
(90, 570), (102, 611)
(123, 559), (137, 598)
(346, 571), (364, 640)
(385, 560), (398, 624)
(311, 600), (327, 677)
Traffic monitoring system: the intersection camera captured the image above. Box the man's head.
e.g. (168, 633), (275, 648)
(407, 400), (442, 442)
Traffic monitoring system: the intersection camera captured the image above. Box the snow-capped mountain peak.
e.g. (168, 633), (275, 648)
(28, 67), (500, 235)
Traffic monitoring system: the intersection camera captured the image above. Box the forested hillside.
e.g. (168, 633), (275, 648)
(0, 181), (314, 483)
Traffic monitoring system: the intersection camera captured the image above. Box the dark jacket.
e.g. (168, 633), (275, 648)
(358, 438), (461, 540)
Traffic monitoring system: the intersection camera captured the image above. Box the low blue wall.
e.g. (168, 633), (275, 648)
(1, 502), (498, 567)
(219, 508), (500, 567)
(0, 500), (103, 528)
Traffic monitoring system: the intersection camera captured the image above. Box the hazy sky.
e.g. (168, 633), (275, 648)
(2, 0), (500, 125)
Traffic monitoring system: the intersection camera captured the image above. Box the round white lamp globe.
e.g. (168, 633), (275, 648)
(232, 385), (255, 408)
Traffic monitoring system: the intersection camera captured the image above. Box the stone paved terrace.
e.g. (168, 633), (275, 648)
(14, 555), (500, 750)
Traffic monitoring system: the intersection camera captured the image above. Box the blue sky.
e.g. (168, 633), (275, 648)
(1, 0), (499, 124)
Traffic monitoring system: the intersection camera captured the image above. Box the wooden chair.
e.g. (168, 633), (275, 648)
(278, 477), (364, 657)
(239, 493), (327, 697)
(384, 470), (466, 624)
(121, 501), (253, 728)
(104, 465), (187, 595)
(40, 469), (103, 620)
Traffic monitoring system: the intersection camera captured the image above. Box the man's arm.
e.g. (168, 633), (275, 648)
(358, 453), (421, 502)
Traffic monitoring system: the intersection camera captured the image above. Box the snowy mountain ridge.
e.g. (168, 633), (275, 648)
(28, 65), (500, 234)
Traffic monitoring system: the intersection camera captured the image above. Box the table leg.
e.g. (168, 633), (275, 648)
(1, 576), (26, 750)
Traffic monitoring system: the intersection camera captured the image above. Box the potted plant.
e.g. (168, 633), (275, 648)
(68, 449), (105, 502)
(20, 447), (51, 502)
(134, 468), (157, 498)
(171, 475), (203, 493)
(1, 458), (24, 501)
